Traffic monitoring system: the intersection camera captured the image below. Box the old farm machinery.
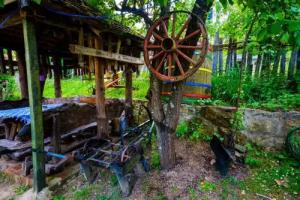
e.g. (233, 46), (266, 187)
(75, 11), (209, 196)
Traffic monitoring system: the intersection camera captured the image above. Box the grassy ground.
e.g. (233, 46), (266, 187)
(0, 72), (150, 101)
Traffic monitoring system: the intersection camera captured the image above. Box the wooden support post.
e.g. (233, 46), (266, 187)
(78, 27), (84, 76)
(95, 37), (108, 138)
(23, 16), (46, 192)
(218, 38), (223, 74)
(53, 56), (62, 98)
(7, 49), (14, 75)
(52, 114), (61, 153)
(125, 64), (133, 126)
(0, 48), (5, 74)
(17, 50), (28, 99)
(88, 33), (94, 80)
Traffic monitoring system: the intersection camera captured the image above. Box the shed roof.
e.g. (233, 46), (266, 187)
(0, 0), (143, 41)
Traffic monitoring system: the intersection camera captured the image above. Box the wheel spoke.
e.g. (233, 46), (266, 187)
(161, 20), (169, 37)
(147, 45), (162, 49)
(150, 50), (164, 61)
(173, 53), (185, 75)
(167, 54), (173, 77)
(177, 45), (203, 49)
(172, 13), (176, 38)
(155, 53), (167, 72)
(153, 31), (163, 41)
(176, 49), (196, 66)
(175, 17), (191, 40)
(178, 29), (201, 44)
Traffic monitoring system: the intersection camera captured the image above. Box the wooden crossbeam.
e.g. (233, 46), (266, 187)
(69, 44), (144, 65)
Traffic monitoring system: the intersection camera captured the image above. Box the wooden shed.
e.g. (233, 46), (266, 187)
(0, 0), (144, 192)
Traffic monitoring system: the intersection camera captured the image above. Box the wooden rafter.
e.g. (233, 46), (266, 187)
(69, 44), (144, 65)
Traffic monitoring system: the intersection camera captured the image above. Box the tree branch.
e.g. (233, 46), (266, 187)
(114, 1), (153, 26)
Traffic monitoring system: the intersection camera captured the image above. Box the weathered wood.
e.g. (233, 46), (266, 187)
(52, 114), (61, 153)
(288, 49), (297, 79)
(280, 48), (286, 74)
(0, 48), (5, 74)
(17, 50), (28, 99)
(69, 44), (144, 65)
(23, 16), (46, 192)
(53, 56), (62, 98)
(94, 37), (109, 138)
(125, 64), (133, 126)
(78, 27), (85, 69)
(7, 49), (14, 75)
(212, 32), (219, 74)
(114, 39), (122, 69)
(88, 33), (94, 80)
(218, 38), (223, 74)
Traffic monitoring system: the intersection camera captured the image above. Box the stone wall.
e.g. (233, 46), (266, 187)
(179, 104), (300, 149)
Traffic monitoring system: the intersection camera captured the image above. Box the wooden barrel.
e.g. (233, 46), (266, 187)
(162, 52), (212, 99)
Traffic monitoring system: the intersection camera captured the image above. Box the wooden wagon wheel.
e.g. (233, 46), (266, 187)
(144, 11), (209, 82)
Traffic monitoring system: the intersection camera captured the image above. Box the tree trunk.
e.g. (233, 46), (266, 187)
(0, 48), (5, 74)
(296, 49), (300, 75)
(273, 50), (280, 74)
(233, 39), (237, 68)
(261, 53), (270, 72)
(53, 56), (62, 98)
(218, 38), (223, 74)
(212, 31), (220, 74)
(256, 53), (262, 76)
(17, 50), (28, 99)
(226, 38), (232, 72)
(149, 0), (213, 170)
(288, 49), (297, 79)
(246, 51), (253, 74)
(280, 48), (286, 75)
(241, 13), (259, 69)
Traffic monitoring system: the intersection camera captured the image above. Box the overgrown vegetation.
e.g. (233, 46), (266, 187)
(176, 121), (212, 142)
(212, 69), (300, 110)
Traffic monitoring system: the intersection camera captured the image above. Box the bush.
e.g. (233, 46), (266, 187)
(176, 121), (212, 142)
(212, 69), (299, 110)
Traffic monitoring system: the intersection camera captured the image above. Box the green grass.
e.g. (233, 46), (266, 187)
(14, 184), (30, 196)
(1, 72), (150, 101)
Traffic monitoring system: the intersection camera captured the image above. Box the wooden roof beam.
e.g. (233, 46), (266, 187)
(69, 44), (144, 65)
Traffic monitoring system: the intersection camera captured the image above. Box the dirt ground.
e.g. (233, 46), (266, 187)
(52, 137), (250, 200)
(129, 138), (248, 200)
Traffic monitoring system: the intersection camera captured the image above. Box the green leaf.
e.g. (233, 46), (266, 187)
(155, 0), (168, 7)
(288, 20), (300, 32)
(296, 32), (300, 46)
(257, 29), (268, 41)
(0, 0), (4, 8)
(219, 0), (228, 8)
(270, 22), (282, 34)
(280, 32), (289, 44)
(33, 0), (42, 4)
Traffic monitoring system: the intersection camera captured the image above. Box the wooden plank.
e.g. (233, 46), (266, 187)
(23, 17), (46, 192)
(69, 44), (144, 65)
(94, 37), (109, 138)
